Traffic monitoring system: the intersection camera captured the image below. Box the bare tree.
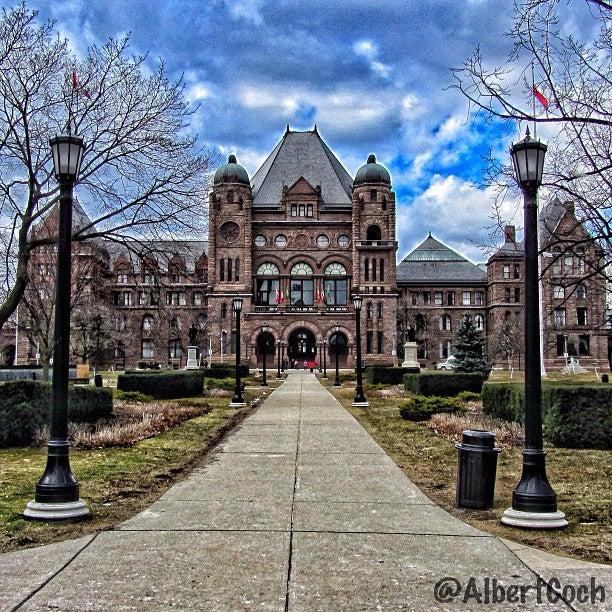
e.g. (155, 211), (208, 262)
(0, 4), (213, 332)
(452, 0), (611, 283)
(490, 314), (523, 376)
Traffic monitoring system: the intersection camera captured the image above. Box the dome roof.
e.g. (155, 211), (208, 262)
(354, 154), (391, 185)
(213, 154), (250, 185)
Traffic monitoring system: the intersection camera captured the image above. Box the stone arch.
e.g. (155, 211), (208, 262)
(318, 253), (352, 271)
(281, 320), (322, 343)
(283, 253), (319, 273)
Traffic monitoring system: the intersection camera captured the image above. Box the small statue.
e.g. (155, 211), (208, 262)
(407, 325), (416, 342)
(188, 324), (198, 345)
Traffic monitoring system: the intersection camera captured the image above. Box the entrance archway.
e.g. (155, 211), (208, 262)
(256, 331), (275, 366)
(287, 328), (317, 367)
(328, 331), (348, 367)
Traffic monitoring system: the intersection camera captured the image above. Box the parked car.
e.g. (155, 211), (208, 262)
(435, 356), (457, 370)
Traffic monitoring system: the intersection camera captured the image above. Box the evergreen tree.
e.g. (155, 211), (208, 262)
(453, 315), (490, 376)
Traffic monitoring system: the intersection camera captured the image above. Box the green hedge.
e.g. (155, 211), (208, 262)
(0, 380), (113, 447)
(399, 395), (465, 421)
(482, 382), (611, 449)
(206, 364), (250, 379)
(404, 372), (485, 397)
(366, 366), (419, 385)
(117, 370), (204, 399)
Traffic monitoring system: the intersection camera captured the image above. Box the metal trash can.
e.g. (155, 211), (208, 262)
(455, 430), (501, 509)
(94, 374), (103, 388)
(602, 373), (609, 384)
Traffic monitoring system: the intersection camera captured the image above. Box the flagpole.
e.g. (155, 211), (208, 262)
(531, 62), (537, 139)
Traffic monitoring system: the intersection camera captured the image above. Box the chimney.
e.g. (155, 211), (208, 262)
(504, 225), (516, 243)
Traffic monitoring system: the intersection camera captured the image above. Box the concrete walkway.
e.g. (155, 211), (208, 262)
(1, 371), (610, 611)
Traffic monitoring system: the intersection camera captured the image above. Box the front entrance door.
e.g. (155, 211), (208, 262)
(288, 328), (316, 367)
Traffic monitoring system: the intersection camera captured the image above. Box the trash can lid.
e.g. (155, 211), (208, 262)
(461, 429), (496, 449)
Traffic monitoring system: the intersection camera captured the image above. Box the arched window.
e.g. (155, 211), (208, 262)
(366, 302), (373, 319)
(366, 225), (382, 241)
(256, 263), (280, 305)
(475, 314), (484, 331)
(324, 263), (347, 306)
(141, 315), (154, 332)
(221, 303), (227, 319)
(377, 302), (383, 318)
(290, 262), (314, 306)
(576, 283), (587, 299)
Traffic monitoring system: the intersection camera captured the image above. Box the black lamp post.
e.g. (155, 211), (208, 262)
(501, 128), (567, 529)
(24, 134), (89, 521)
(276, 339), (282, 379)
(332, 324), (341, 388)
(352, 295), (368, 407)
(261, 325), (269, 387)
(281, 341), (286, 371)
(317, 341), (323, 373)
(230, 297), (246, 406)
(322, 339), (328, 378)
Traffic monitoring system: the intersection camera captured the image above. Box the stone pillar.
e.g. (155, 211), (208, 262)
(401, 341), (420, 369)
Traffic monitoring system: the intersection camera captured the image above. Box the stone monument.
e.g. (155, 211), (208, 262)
(186, 325), (199, 370)
(401, 341), (420, 370)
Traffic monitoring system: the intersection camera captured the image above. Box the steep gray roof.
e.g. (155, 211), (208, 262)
(490, 240), (524, 259)
(250, 129), (353, 206)
(397, 235), (487, 284)
(539, 198), (568, 246)
(103, 240), (208, 272)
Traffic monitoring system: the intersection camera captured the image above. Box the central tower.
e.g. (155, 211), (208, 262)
(207, 128), (398, 368)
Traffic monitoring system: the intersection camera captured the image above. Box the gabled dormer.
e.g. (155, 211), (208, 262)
(284, 176), (320, 220)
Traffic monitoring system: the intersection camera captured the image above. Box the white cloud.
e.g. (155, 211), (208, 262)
(396, 174), (522, 262)
(226, 0), (265, 25)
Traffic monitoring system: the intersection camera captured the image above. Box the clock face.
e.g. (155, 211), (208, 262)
(220, 221), (240, 243)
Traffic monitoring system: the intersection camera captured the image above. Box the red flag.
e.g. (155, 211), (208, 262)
(532, 85), (549, 109)
(71, 71), (92, 99)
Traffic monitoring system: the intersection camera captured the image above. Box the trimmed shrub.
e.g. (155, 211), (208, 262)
(543, 386), (611, 449)
(115, 390), (154, 403)
(366, 366), (419, 385)
(399, 395), (465, 422)
(0, 380), (113, 447)
(482, 382), (611, 449)
(481, 383), (523, 422)
(206, 364), (250, 379)
(457, 390), (481, 402)
(117, 371), (204, 399)
(404, 372), (485, 397)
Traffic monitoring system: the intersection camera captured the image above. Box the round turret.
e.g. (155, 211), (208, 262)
(354, 154), (391, 185)
(213, 154), (250, 185)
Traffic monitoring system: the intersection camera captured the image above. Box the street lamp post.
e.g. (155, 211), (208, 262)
(322, 339), (328, 378)
(261, 325), (269, 387)
(352, 295), (368, 407)
(501, 128), (567, 529)
(24, 134), (89, 521)
(332, 324), (341, 388)
(317, 341), (323, 373)
(229, 297), (246, 407)
(276, 339), (282, 379)
(281, 341), (285, 372)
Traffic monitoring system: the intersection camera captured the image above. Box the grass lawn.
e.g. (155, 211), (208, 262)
(0, 387), (273, 552)
(331, 387), (612, 565)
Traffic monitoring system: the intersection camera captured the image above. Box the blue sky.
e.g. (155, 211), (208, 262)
(13, 0), (594, 262)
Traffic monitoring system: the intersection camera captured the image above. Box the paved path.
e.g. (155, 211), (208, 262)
(1, 371), (610, 611)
